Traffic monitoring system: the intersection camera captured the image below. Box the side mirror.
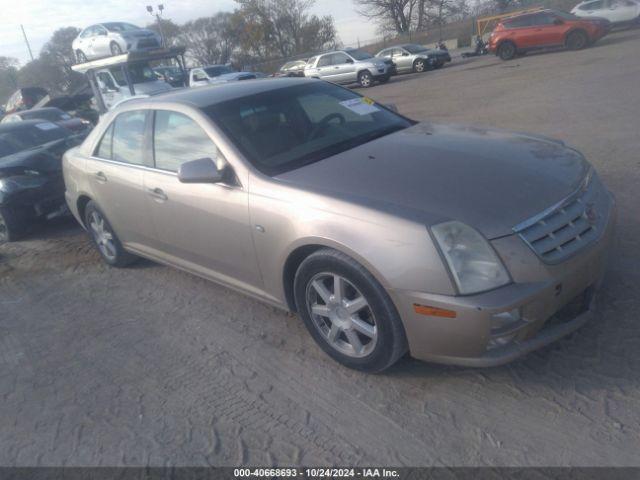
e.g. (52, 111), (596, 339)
(178, 157), (224, 184)
(385, 103), (399, 113)
(345, 58), (354, 64)
(402, 52), (410, 56)
(553, 18), (564, 25)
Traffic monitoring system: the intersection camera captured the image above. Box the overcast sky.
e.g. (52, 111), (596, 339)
(0, 0), (378, 65)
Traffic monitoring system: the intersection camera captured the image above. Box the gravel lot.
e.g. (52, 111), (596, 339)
(2, 28), (639, 467)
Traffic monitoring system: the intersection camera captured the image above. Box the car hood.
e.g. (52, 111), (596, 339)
(275, 122), (590, 239)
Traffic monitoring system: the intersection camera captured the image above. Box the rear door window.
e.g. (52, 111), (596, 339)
(504, 16), (533, 28)
(95, 123), (114, 159)
(111, 110), (149, 166)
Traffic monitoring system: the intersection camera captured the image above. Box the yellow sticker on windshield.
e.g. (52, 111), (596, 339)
(362, 97), (375, 105)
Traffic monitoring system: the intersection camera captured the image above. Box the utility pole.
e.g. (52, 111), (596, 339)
(20, 24), (34, 62)
(146, 4), (166, 47)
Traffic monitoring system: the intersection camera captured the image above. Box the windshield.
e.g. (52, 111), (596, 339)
(157, 67), (181, 75)
(20, 109), (68, 122)
(0, 124), (67, 157)
(345, 49), (374, 61)
(103, 22), (140, 32)
(110, 64), (157, 86)
(205, 82), (413, 176)
(404, 44), (429, 54)
(205, 66), (235, 77)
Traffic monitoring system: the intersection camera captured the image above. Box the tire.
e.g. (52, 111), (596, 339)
(294, 248), (408, 372)
(84, 201), (136, 267)
(76, 50), (87, 63)
(413, 59), (426, 73)
(358, 70), (373, 88)
(110, 42), (123, 56)
(566, 30), (589, 50)
(498, 42), (517, 60)
(0, 206), (26, 243)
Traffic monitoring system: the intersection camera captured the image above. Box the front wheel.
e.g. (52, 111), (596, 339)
(566, 30), (589, 50)
(294, 249), (408, 372)
(413, 59), (426, 73)
(110, 42), (123, 56)
(84, 201), (136, 267)
(0, 206), (25, 243)
(498, 42), (516, 60)
(358, 71), (373, 88)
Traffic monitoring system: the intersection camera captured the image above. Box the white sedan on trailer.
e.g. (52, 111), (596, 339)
(571, 0), (640, 24)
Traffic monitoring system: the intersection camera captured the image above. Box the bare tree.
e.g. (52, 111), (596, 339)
(354, 0), (419, 34)
(146, 18), (182, 47)
(235, 0), (337, 58)
(179, 13), (239, 65)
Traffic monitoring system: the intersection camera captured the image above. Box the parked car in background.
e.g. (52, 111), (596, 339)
(4, 88), (48, 115)
(189, 65), (257, 87)
(73, 22), (162, 63)
(489, 9), (610, 60)
(376, 44), (450, 74)
(275, 60), (308, 77)
(1, 107), (92, 134)
(94, 62), (172, 109)
(154, 66), (187, 87)
(572, 0), (640, 24)
(304, 48), (391, 87)
(0, 121), (87, 242)
(63, 79), (615, 372)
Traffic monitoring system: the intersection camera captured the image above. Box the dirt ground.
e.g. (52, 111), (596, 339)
(1, 28), (640, 467)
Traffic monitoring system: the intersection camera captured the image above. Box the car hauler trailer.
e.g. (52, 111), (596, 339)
(71, 46), (187, 113)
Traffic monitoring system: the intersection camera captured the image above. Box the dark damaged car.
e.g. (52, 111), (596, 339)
(0, 120), (87, 242)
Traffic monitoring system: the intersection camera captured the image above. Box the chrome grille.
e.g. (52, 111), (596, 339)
(514, 171), (605, 264)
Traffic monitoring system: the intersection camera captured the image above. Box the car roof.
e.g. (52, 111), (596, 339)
(127, 78), (319, 109)
(503, 8), (555, 20)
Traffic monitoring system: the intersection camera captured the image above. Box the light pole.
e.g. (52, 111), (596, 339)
(20, 24), (34, 62)
(146, 4), (166, 47)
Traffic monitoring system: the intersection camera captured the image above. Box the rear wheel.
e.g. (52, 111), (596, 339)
(498, 42), (516, 60)
(84, 201), (136, 267)
(294, 248), (408, 372)
(413, 59), (426, 73)
(566, 30), (589, 50)
(110, 42), (123, 56)
(358, 70), (373, 88)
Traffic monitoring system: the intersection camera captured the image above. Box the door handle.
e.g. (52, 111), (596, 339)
(147, 187), (168, 201)
(94, 171), (107, 183)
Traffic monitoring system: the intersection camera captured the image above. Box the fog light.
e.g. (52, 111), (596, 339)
(487, 308), (526, 350)
(490, 308), (522, 334)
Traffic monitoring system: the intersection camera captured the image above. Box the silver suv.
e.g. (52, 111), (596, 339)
(304, 49), (391, 87)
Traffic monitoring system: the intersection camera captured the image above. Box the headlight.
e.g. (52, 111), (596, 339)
(431, 221), (510, 295)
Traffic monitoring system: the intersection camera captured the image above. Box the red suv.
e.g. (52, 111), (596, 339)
(488, 9), (610, 60)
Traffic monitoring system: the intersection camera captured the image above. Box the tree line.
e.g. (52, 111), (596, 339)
(0, 0), (337, 103)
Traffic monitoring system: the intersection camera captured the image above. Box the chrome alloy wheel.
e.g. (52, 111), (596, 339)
(306, 273), (378, 358)
(89, 210), (116, 261)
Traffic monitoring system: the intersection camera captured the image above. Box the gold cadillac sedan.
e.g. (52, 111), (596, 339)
(63, 79), (615, 372)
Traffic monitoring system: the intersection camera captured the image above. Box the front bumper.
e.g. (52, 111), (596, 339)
(392, 195), (616, 367)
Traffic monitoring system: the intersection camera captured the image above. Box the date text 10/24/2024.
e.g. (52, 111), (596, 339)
(233, 468), (400, 478)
